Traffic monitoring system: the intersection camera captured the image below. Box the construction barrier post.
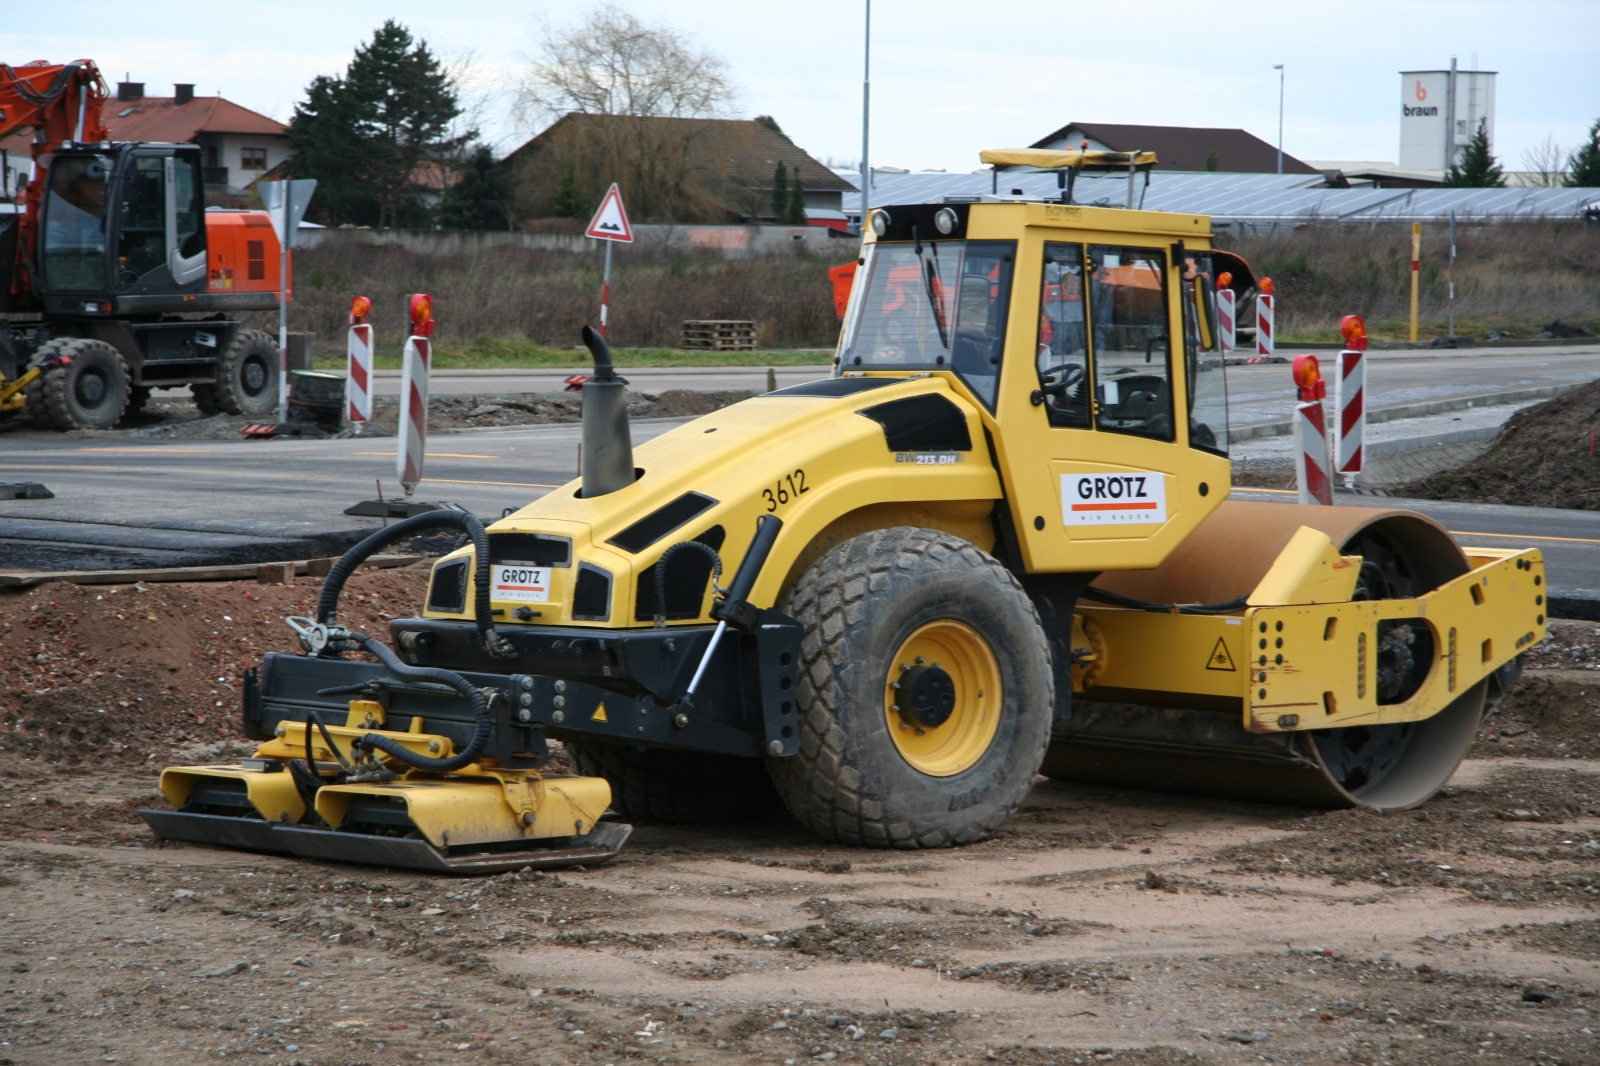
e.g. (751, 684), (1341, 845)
(397, 294), (434, 501)
(1216, 286), (1236, 353)
(1291, 354), (1332, 505)
(346, 296), (373, 435)
(1294, 401), (1334, 506)
(1256, 277), (1275, 358)
(1334, 315), (1369, 488)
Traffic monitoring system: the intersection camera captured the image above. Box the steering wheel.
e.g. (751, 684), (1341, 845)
(1038, 362), (1086, 399)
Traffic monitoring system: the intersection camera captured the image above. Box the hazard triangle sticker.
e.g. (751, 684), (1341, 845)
(585, 183), (633, 243)
(1205, 638), (1237, 672)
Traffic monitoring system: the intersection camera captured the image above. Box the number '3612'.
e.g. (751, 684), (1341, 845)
(761, 469), (809, 512)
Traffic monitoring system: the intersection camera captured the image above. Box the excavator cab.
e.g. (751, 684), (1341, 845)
(37, 143), (207, 308)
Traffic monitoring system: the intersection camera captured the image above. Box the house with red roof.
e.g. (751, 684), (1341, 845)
(1, 80), (290, 207)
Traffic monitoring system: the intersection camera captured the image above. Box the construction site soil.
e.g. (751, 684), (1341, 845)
(0, 391), (756, 442)
(1396, 379), (1600, 510)
(5, 575), (1600, 1066)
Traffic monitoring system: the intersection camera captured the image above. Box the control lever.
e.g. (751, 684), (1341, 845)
(679, 515), (784, 707)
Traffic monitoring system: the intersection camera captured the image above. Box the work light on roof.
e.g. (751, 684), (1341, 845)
(870, 209), (890, 237)
(933, 207), (958, 235)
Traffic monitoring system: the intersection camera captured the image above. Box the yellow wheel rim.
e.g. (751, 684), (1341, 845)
(883, 620), (1003, 777)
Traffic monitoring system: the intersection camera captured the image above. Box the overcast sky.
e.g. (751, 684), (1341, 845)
(6, 0), (1597, 174)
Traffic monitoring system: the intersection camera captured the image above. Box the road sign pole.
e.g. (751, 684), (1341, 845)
(600, 239), (613, 338)
(1409, 222), (1421, 344)
(278, 191), (289, 424)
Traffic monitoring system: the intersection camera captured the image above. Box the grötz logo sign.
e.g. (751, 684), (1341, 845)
(1059, 472), (1168, 526)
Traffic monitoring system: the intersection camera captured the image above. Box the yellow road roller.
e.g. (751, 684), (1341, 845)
(144, 148), (1544, 869)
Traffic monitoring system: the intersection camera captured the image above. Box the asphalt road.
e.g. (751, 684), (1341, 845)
(140, 343), (1597, 415)
(6, 421), (1600, 613)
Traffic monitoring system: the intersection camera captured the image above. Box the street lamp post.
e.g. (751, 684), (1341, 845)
(860, 0), (871, 229)
(1273, 63), (1285, 175)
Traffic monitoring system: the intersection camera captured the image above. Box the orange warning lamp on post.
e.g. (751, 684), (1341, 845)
(1259, 276), (1275, 295)
(1216, 271), (1233, 288)
(1292, 354), (1325, 402)
(350, 295), (372, 325)
(409, 293), (435, 338)
(1340, 314), (1368, 351)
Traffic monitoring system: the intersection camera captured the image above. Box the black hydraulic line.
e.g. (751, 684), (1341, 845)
(347, 636), (491, 774)
(316, 508), (511, 658)
(1080, 585), (1249, 616)
(654, 541), (723, 627)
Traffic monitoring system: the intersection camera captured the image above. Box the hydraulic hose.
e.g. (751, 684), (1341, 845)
(654, 540), (723, 627)
(316, 508), (510, 658)
(349, 636), (492, 773)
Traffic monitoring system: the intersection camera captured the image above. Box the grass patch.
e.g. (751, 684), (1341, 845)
(314, 336), (834, 371)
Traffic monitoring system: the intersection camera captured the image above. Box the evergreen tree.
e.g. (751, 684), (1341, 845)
(439, 146), (513, 230)
(287, 20), (473, 227)
(1443, 118), (1506, 188)
(550, 167), (589, 219)
(288, 74), (376, 225)
(770, 161), (789, 221)
(1566, 117), (1600, 187)
(786, 169), (807, 225)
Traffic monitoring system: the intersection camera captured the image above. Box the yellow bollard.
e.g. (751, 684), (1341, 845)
(1409, 222), (1421, 344)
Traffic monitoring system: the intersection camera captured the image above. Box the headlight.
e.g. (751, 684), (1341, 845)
(870, 210), (890, 237)
(934, 207), (958, 235)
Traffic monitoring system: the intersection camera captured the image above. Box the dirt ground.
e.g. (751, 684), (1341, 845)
(0, 390), (756, 443)
(1395, 379), (1600, 510)
(5, 578), (1600, 1066)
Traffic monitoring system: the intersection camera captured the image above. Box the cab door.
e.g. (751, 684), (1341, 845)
(992, 234), (1228, 575)
(111, 148), (206, 294)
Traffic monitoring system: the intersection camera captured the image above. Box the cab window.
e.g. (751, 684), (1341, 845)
(1180, 252), (1229, 455)
(117, 156), (166, 280)
(1035, 242), (1090, 427)
(839, 239), (1015, 410)
(1087, 246), (1173, 442)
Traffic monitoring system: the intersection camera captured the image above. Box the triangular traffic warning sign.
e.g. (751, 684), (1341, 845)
(584, 183), (634, 243)
(1204, 638), (1237, 672)
(591, 703), (609, 723)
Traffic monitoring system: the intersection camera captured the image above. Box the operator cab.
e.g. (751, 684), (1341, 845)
(38, 143), (207, 310)
(838, 179), (1254, 572)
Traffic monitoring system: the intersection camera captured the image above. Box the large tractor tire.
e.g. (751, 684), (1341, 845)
(28, 338), (131, 431)
(209, 329), (278, 417)
(121, 385), (153, 424)
(565, 741), (783, 825)
(768, 526), (1054, 848)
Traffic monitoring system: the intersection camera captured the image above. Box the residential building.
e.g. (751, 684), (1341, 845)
(505, 113), (855, 228)
(1026, 121), (1320, 175)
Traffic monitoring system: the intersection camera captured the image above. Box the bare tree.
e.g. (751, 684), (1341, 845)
(517, 4), (738, 126)
(1521, 134), (1568, 188)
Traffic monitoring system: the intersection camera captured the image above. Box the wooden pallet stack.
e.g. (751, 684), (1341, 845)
(681, 320), (757, 351)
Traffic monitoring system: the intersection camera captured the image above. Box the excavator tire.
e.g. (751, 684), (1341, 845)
(31, 338), (130, 431)
(565, 741), (783, 824)
(121, 385), (152, 424)
(210, 329), (278, 417)
(767, 526), (1053, 848)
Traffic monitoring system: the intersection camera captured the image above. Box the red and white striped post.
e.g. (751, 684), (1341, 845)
(1333, 314), (1369, 488)
(1215, 270), (1236, 353)
(1256, 276), (1275, 358)
(346, 295), (373, 434)
(396, 293), (434, 501)
(1292, 354), (1332, 506)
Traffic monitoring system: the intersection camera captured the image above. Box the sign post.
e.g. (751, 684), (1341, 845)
(1291, 355), (1332, 506)
(584, 183), (634, 337)
(1255, 276), (1275, 358)
(1333, 315), (1368, 489)
(346, 296), (373, 433)
(258, 179), (317, 424)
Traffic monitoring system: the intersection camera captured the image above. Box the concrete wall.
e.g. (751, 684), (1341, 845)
(293, 222), (856, 258)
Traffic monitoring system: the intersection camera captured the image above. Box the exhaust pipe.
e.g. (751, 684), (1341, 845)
(579, 325), (635, 498)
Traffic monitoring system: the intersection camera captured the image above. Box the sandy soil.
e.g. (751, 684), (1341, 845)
(4, 583), (1600, 1066)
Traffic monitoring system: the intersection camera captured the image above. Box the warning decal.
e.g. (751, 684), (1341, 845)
(1060, 472), (1168, 526)
(592, 703), (609, 723)
(1205, 638), (1237, 672)
(584, 183), (634, 243)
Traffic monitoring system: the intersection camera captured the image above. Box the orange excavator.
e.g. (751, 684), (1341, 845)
(0, 60), (288, 429)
